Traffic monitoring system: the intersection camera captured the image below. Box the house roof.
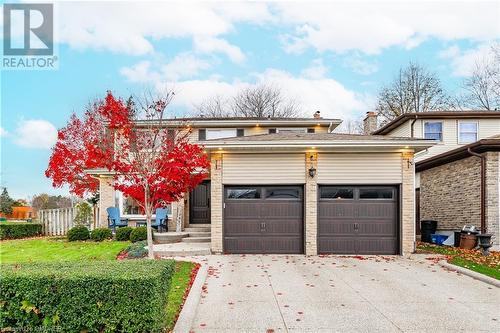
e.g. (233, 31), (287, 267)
(372, 111), (500, 135)
(134, 116), (341, 128)
(416, 135), (500, 172)
(202, 132), (435, 152)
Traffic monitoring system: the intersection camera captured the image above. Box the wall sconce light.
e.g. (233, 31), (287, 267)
(407, 159), (414, 169)
(308, 166), (317, 178)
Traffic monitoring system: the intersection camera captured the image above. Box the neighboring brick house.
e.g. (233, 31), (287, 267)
(372, 111), (500, 247)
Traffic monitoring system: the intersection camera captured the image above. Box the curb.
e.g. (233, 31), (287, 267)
(438, 260), (500, 288)
(173, 261), (208, 333)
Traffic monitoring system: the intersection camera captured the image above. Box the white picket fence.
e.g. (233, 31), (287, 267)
(38, 207), (99, 236)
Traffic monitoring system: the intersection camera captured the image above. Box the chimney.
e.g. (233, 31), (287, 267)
(363, 112), (378, 135)
(313, 111), (321, 119)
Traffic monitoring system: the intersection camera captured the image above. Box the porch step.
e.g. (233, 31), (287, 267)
(182, 236), (211, 243)
(153, 243), (211, 257)
(184, 227), (211, 233)
(188, 231), (211, 238)
(153, 232), (189, 244)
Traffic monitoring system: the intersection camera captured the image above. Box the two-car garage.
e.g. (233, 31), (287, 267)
(218, 152), (406, 255)
(222, 184), (399, 255)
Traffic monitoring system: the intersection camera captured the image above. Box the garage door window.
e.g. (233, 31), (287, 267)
(226, 188), (260, 199)
(265, 188), (301, 199)
(320, 187), (354, 199)
(359, 188), (393, 199)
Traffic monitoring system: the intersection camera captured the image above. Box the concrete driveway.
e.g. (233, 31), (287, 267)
(187, 254), (499, 332)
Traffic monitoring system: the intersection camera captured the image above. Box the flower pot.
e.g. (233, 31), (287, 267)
(459, 234), (477, 250)
(476, 233), (493, 256)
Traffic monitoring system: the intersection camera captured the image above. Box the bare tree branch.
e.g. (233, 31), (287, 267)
(376, 62), (454, 124)
(194, 84), (303, 118)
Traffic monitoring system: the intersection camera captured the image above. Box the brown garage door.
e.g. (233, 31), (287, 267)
(224, 186), (303, 254)
(318, 186), (399, 255)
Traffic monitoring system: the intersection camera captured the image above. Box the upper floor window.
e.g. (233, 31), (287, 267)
(424, 122), (443, 141)
(277, 128), (308, 133)
(458, 122), (478, 144)
(199, 128), (239, 140)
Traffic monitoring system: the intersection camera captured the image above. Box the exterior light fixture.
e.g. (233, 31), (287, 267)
(308, 166), (317, 178)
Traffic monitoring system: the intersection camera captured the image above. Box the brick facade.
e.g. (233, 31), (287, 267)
(305, 152), (318, 255)
(420, 156), (481, 230)
(401, 152), (415, 255)
(98, 176), (115, 227)
(210, 153), (223, 253)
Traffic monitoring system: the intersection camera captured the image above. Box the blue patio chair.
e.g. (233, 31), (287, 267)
(152, 208), (169, 232)
(106, 207), (129, 233)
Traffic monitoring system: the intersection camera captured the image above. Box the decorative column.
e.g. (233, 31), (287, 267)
(401, 151), (415, 255)
(210, 152), (223, 253)
(98, 176), (115, 228)
(305, 152), (318, 255)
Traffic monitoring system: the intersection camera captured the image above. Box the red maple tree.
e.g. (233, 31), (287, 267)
(46, 91), (210, 258)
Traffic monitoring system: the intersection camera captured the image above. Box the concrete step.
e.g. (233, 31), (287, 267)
(153, 232), (189, 244)
(188, 231), (211, 238)
(184, 227), (210, 233)
(153, 242), (211, 257)
(182, 236), (211, 243)
(186, 224), (210, 228)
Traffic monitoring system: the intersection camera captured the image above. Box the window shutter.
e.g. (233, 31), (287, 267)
(236, 128), (244, 137)
(268, 128), (277, 134)
(198, 129), (206, 141)
(307, 128), (315, 133)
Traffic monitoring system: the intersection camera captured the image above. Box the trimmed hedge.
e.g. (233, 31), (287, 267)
(90, 228), (112, 242)
(115, 226), (133, 241)
(0, 222), (42, 239)
(67, 226), (90, 241)
(130, 226), (147, 243)
(1, 260), (175, 332)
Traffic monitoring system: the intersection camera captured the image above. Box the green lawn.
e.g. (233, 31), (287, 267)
(0, 238), (129, 263)
(165, 261), (198, 331)
(417, 242), (500, 280)
(0, 238), (200, 331)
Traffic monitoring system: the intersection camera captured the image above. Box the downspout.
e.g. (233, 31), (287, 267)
(468, 148), (486, 233)
(410, 114), (418, 138)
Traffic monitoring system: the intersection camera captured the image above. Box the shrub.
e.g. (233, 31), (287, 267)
(124, 240), (148, 258)
(0, 222), (42, 240)
(90, 227), (113, 242)
(67, 225), (90, 241)
(73, 201), (92, 227)
(0, 260), (175, 332)
(130, 226), (147, 243)
(115, 226), (133, 241)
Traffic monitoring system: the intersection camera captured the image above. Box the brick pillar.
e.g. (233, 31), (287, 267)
(170, 199), (185, 231)
(305, 152), (318, 255)
(486, 152), (499, 247)
(210, 153), (223, 253)
(401, 152), (415, 255)
(99, 176), (115, 228)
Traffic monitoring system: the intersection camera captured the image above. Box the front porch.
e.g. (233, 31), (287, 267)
(97, 175), (212, 256)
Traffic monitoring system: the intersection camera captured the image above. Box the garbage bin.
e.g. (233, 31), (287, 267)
(453, 231), (461, 247)
(420, 220), (438, 243)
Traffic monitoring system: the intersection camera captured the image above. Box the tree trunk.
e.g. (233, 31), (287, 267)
(145, 189), (154, 259)
(176, 196), (184, 232)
